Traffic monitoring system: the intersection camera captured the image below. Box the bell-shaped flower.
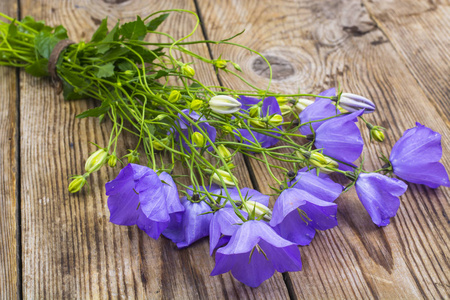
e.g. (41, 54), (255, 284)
(209, 207), (244, 255)
(298, 99), (338, 135)
(339, 93), (375, 113)
(290, 168), (343, 201)
(355, 172), (408, 226)
(209, 95), (242, 114)
(389, 123), (450, 188)
(235, 96), (283, 148)
(314, 110), (364, 163)
(105, 164), (184, 239)
(270, 188), (338, 246)
(176, 109), (217, 152)
(210, 220), (302, 287)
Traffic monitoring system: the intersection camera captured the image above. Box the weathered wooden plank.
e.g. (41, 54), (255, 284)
(196, 0), (450, 298)
(18, 0), (290, 298)
(0, 1), (19, 298)
(364, 0), (450, 122)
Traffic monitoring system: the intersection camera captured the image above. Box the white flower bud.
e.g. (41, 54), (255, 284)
(211, 169), (238, 186)
(293, 99), (314, 114)
(209, 95), (242, 114)
(339, 93), (375, 113)
(242, 201), (272, 221)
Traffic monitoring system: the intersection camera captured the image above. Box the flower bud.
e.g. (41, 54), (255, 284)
(152, 138), (169, 151)
(85, 148), (108, 173)
(223, 125), (233, 133)
(68, 175), (87, 193)
(338, 93), (376, 113)
(168, 90), (181, 103)
(123, 150), (140, 164)
(231, 62), (242, 72)
(217, 145), (232, 162)
(108, 154), (117, 168)
(370, 126), (385, 142)
(192, 132), (206, 147)
(276, 96), (289, 106)
(209, 95), (242, 114)
(269, 114), (283, 126)
(211, 169), (238, 186)
(249, 106), (260, 118)
(190, 99), (203, 111)
(293, 99), (314, 114)
(249, 118), (266, 128)
(309, 152), (339, 171)
(213, 59), (227, 69)
(181, 64), (195, 77)
(242, 200), (272, 221)
(279, 105), (292, 117)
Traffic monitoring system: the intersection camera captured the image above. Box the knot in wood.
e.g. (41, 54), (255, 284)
(252, 55), (295, 80)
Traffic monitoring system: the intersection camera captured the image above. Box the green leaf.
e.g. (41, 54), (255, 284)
(117, 60), (134, 72)
(100, 46), (129, 61)
(8, 21), (17, 37)
(94, 62), (115, 78)
(34, 25), (69, 59)
(25, 58), (49, 77)
(120, 16), (147, 40)
(19, 16), (51, 34)
(128, 46), (163, 63)
(90, 18), (108, 42)
(97, 22), (119, 54)
(146, 13), (169, 31)
(76, 101), (111, 119)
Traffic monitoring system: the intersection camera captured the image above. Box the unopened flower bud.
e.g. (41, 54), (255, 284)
(192, 132), (206, 147)
(293, 99), (314, 114)
(279, 105), (292, 117)
(68, 175), (87, 193)
(242, 201), (272, 221)
(309, 152), (339, 171)
(276, 96), (289, 106)
(370, 126), (385, 142)
(209, 95), (242, 114)
(108, 154), (117, 168)
(152, 138), (168, 151)
(217, 145), (232, 162)
(190, 99), (203, 111)
(231, 62), (242, 72)
(269, 114), (283, 126)
(211, 169), (238, 187)
(123, 150), (140, 164)
(249, 118), (266, 128)
(168, 90), (181, 103)
(338, 93), (375, 113)
(85, 148), (108, 173)
(213, 59), (227, 69)
(223, 125), (233, 133)
(249, 106), (260, 118)
(181, 64), (195, 77)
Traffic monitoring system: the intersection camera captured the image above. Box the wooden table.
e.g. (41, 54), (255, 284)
(1, 0), (449, 299)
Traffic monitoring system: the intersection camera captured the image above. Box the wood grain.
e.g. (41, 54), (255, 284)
(196, 0), (450, 298)
(17, 0), (290, 298)
(364, 0), (450, 122)
(0, 1), (19, 299)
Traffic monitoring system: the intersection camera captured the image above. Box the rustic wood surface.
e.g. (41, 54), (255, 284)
(0, 0), (449, 299)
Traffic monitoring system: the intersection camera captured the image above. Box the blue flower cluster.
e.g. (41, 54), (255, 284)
(105, 89), (449, 287)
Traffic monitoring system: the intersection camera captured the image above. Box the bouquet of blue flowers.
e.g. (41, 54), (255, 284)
(1, 9), (448, 287)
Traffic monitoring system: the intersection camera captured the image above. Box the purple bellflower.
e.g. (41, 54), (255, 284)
(290, 168), (343, 201)
(105, 164), (184, 239)
(355, 172), (408, 227)
(176, 109), (217, 152)
(389, 123), (450, 188)
(211, 220), (302, 287)
(299, 98), (338, 136)
(313, 110), (364, 163)
(235, 96), (283, 148)
(162, 185), (219, 248)
(209, 187), (270, 254)
(270, 188), (338, 246)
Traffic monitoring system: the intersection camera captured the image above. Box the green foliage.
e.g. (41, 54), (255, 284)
(147, 13), (170, 31)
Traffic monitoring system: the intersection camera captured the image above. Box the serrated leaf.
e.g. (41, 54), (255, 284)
(120, 16), (147, 40)
(94, 62), (115, 78)
(76, 101), (111, 119)
(90, 18), (108, 42)
(34, 25), (69, 59)
(97, 22), (119, 54)
(25, 58), (49, 77)
(147, 13), (169, 31)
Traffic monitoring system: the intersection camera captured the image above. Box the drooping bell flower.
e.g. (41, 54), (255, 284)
(105, 164), (184, 239)
(235, 96), (283, 148)
(290, 168), (343, 201)
(355, 172), (408, 227)
(270, 188), (338, 246)
(313, 110), (364, 163)
(176, 109), (217, 152)
(162, 185), (219, 248)
(298, 98), (338, 135)
(389, 123), (450, 188)
(210, 220), (302, 287)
